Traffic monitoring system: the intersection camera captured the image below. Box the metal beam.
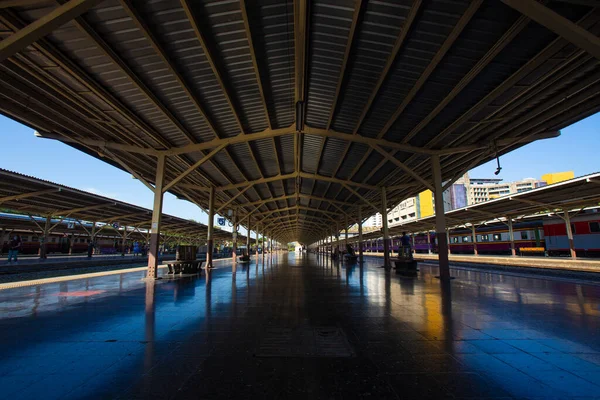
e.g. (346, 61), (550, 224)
(501, 0), (600, 61)
(166, 126), (294, 156)
(0, 0), (105, 63)
(371, 144), (434, 191)
(52, 202), (115, 216)
(162, 144), (226, 193)
(35, 131), (159, 155)
(298, 172), (378, 191)
(294, 0), (308, 103)
(341, 183), (379, 213)
(0, 188), (60, 204)
(217, 185), (252, 214)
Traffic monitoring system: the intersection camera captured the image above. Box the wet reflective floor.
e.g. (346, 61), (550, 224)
(0, 253), (599, 399)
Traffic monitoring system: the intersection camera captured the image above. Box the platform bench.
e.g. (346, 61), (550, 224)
(392, 257), (421, 276)
(166, 260), (204, 275)
(519, 247), (546, 256)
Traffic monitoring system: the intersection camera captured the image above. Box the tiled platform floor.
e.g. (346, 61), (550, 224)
(0, 253), (599, 399)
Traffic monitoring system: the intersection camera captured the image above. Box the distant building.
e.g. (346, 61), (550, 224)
(364, 212), (382, 228)
(466, 174), (546, 204)
(542, 171), (574, 185)
(387, 171), (574, 228)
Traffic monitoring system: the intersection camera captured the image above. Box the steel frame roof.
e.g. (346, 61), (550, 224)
(0, 169), (243, 243)
(1, 0), (599, 244)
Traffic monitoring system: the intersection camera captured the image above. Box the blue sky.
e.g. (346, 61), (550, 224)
(0, 112), (599, 227)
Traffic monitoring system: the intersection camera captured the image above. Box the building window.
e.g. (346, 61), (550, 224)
(590, 222), (600, 233)
(521, 231), (528, 240)
(493, 234), (501, 241)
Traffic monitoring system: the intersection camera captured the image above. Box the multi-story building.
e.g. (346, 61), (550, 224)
(386, 171), (573, 228)
(542, 171), (574, 185)
(364, 212), (382, 228)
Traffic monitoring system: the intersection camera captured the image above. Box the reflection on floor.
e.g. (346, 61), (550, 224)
(0, 253), (599, 399)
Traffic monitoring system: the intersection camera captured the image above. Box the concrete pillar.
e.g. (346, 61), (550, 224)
(206, 186), (216, 269)
(447, 228), (452, 255)
(507, 217), (516, 256)
(411, 233), (416, 255)
(148, 155), (166, 278)
(68, 234), (74, 255)
(563, 211), (577, 259)
(471, 225), (478, 255)
(358, 208), (363, 263)
(431, 155), (450, 280)
(382, 187), (390, 268)
(39, 215), (51, 259)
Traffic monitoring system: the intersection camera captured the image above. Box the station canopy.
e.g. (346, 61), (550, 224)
(0, 169), (242, 243)
(1, 0), (599, 244)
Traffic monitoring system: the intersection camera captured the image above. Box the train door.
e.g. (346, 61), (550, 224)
(59, 235), (70, 253)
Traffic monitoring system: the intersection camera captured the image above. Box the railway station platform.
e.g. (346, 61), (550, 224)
(0, 253), (599, 399)
(361, 252), (600, 275)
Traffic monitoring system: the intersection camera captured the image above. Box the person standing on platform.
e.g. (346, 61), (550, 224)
(401, 232), (412, 259)
(7, 234), (21, 263)
(133, 241), (140, 257)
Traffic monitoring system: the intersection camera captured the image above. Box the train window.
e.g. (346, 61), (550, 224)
(452, 237), (459, 243)
(590, 222), (600, 233)
(493, 234), (501, 241)
(462, 236), (470, 243)
(521, 231), (528, 240)
(571, 224), (576, 234)
(51, 237), (56, 243)
(480, 235), (489, 242)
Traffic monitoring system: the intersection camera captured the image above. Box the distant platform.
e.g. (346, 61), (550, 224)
(363, 252), (600, 274)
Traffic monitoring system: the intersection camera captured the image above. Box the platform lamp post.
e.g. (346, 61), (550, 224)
(147, 155), (165, 279)
(431, 155), (451, 280)
(206, 186), (216, 269)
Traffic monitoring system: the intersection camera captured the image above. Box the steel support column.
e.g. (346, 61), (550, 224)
(431, 155), (450, 280)
(563, 210), (577, 259)
(148, 155), (165, 279)
(507, 217), (516, 256)
(358, 208), (363, 263)
(471, 225), (478, 255)
(206, 186), (215, 269)
(344, 215), (348, 250)
(381, 187), (391, 268)
(232, 209), (238, 264)
(246, 216), (251, 256)
(427, 231), (432, 254)
(255, 223), (260, 259)
(121, 229), (127, 257)
(39, 215), (51, 259)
